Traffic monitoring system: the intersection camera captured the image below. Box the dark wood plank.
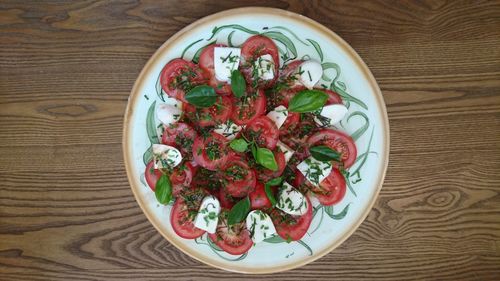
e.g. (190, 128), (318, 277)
(1, 0), (499, 280)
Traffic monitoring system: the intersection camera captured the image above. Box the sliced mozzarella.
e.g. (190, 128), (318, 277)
(314, 104), (348, 127)
(214, 47), (241, 82)
(297, 156), (332, 186)
(246, 210), (277, 243)
(157, 103), (182, 126)
(254, 54), (275, 80)
(266, 105), (288, 129)
(276, 182), (308, 216)
(213, 121), (243, 140)
(152, 144), (182, 169)
(193, 196), (221, 234)
(297, 60), (323, 89)
(276, 141), (295, 163)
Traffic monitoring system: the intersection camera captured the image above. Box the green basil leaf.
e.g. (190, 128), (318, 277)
(288, 90), (328, 113)
(230, 70), (246, 98)
(185, 85), (218, 107)
(227, 197), (250, 225)
(155, 174), (172, 205)
(250, 143), (257, 159)
(265, 177), (283, 207)
(229, 138), (248, 152)
(310, 145), (341, 161)
(256, 147), (278, 171)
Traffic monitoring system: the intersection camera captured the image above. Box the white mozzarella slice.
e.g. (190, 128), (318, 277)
(296, 156), (332, 186)
(213, 121), (243, 140)
(314, 104), (348, 127)
(214, 47), (241, 82)
(297, 60), (323, 89)
(157, 103), (182, 126)
(193, 196), (221, 234)
(254, 54), (275, 80)
(152, 144), (182, 169)
(245, 210), (277, 243)
(276, 182), (308, 216)
(266, 105), (288, 129)
(276, 141), (295, 163)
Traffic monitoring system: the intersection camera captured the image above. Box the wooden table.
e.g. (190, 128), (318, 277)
(1, 1), (499, 280)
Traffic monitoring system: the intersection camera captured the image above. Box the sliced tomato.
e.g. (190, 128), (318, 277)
(249, 182), (272, 209)
(323, 88), (343, 105)
(307, 129), (357, 168)
(245, 116), (279, 149)
(145, 160), (162, 191)
(261, 150), (286, 180)
(279, 112), (300, 136)
(208, 210), (253, 255)
(170, 195), (206, 239)
(222, 156), (256, 198)
(198, 44), (233, 95)
(218, 188), (238, 209)
(314, 169), (346, 206)
(192, 132), (230, 171)
(280, 119), (317, 161)
(230, 89), (267, 126)
(160, 58), (207, 102)
(170, 162), (195, 196)
(162, 122), (197, 157)
(270, 196), (313, 241)
(184, 95), (232, 127)
(240, 35), (279, 89)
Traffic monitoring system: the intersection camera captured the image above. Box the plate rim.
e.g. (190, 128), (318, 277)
(123, 6), (390, 274)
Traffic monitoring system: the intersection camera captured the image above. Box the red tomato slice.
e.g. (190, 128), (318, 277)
(249, 182), (272, 209)
(192, 132), (230, 171)
(184, 95), (232, 127)
(198, 44), (233, 95)
(170, 162), (195, 196)
(307, 129), (357, 168)
(245, 116), (279, 149)
(279, 112), (300, 136)
(240, 35), (279, 89)
(323, 88), (343, 105)
(218, 188), (238, 209)
(208, 210), (253, 255)
(260, 150), (286, 181)
(145, 160), (162, 191)
(230, 89), (267, 126)
(162, 122), (197, 157)
(160, 58), (208, 102)
(279, 120), (317, 161)
(270, 196), (313, 241)
(170, 196), (206, 239)
(222, 156), (256, 198)
(314, 169), (346, 206)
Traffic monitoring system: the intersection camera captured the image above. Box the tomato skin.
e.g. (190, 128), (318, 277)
(208, 210), (253, 255)
(192, 132), (230, 171)
(240, 35), (280, 89)
(323, 89), (343, 105)
(145, 160), (163, 191)
(270, 196), (313, 241)
(222, 156), (256, 198)
(245, 116), (279, 149)
(162, 122), (197, 157)
(249, 182), (272, 209)
(184, 96), (232, 127)
(230, 89), (267, 126)
(314, 169), (346, 206)
(170, 162), (195, 196)
(307, 129), (357, 168)
(170, 197), (206, 239)
(160, 59), (207, 102)
(198, 44), (233, 95)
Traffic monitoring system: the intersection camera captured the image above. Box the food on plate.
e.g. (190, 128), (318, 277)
(144, 35), (357, 255)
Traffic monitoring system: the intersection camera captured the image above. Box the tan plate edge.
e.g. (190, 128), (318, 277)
(123, 6), (390, 274)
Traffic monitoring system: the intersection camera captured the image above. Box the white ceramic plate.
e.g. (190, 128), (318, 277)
(123, 7), (389, 273)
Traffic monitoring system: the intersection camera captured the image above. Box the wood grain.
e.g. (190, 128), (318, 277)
(1, 0), (499, 280)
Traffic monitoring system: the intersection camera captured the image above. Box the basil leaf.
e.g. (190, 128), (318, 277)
(310, 145), (341, 161)
(230, 70), (246, 98)
(265, 177), (283, 207)
(256, 147), (278, 171)
(288, 90), (328, 113)
(250, 143), (257, 159)
(229, 138), (248, 152)
(185, 85), (218, 107)
(155, 174), (172, 204)
(227, 197), (250, 225)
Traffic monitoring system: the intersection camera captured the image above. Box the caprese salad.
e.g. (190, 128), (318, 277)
(145, 35), (356, 255)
